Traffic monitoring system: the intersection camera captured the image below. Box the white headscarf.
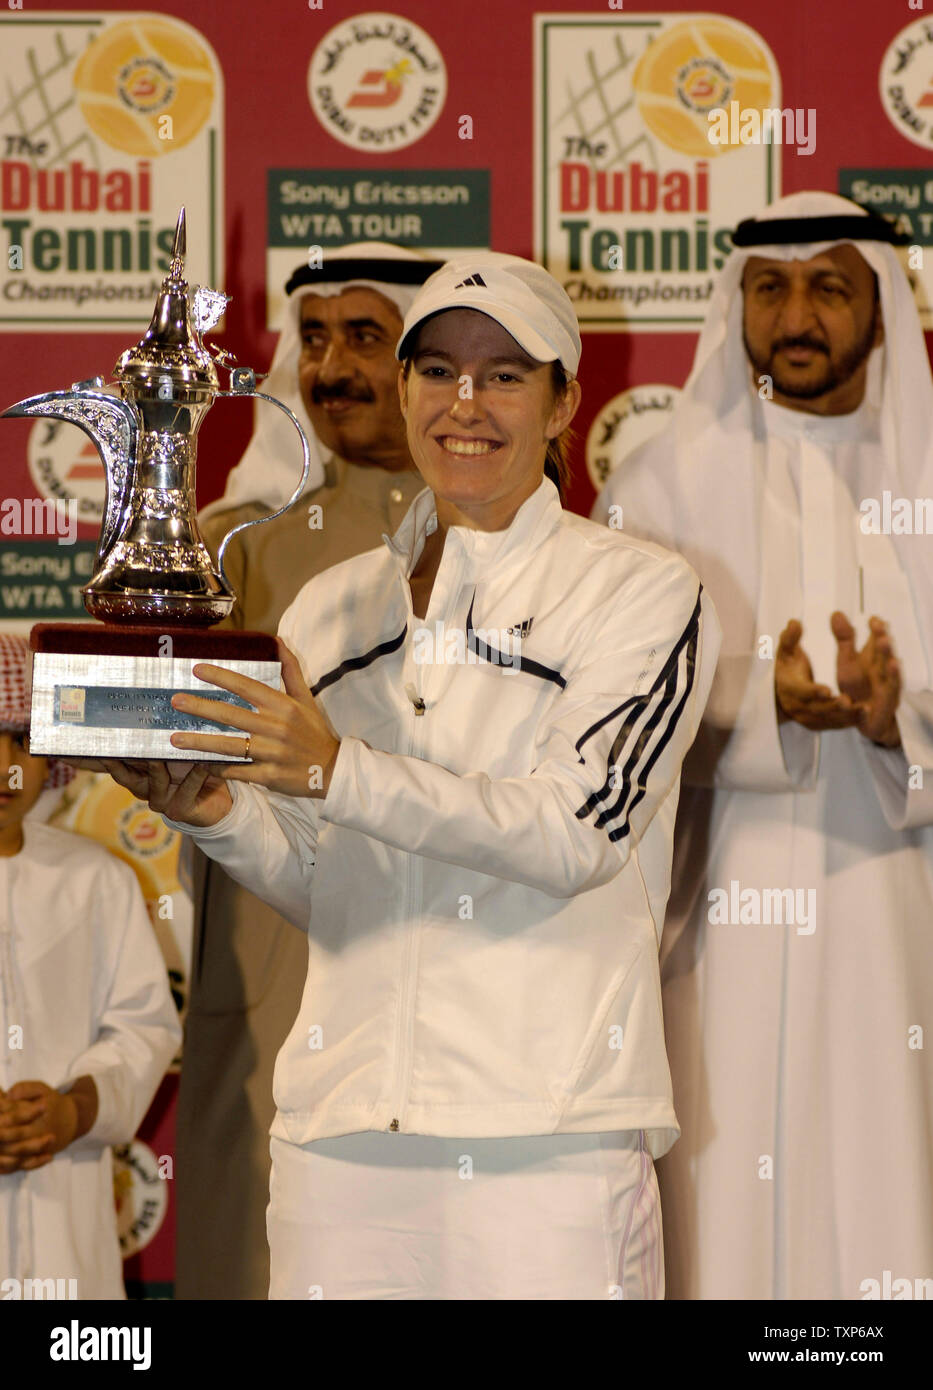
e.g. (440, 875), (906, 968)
(200, 242), (442, 524)
(614, 190), (933, 681)
(681, 192), (930, 473)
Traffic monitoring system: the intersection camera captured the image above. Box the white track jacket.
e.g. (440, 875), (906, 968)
(170, 478), (720, 1158)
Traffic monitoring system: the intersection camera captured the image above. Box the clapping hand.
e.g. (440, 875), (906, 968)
(832, 612), (901, 748)
(775, 614), (901, 747)
(775, 620), (860, 731)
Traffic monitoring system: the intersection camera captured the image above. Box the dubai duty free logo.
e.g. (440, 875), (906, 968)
(307, 12), (447, 152)
(880, 17), (933, 150)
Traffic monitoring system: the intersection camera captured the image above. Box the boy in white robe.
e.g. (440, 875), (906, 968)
(593, 191), (933, 1300)
(0, 635), (181, 1299)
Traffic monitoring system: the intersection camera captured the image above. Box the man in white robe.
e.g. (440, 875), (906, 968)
(0, 635), (180, 1298)
(592, 191), (933, 1300)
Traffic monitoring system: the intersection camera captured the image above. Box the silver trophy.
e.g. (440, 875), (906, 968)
(2, 208), (310, 760)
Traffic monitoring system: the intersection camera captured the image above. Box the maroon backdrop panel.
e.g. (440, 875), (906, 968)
(1, 0), (926, 1297)
(2, 0), (926, 527)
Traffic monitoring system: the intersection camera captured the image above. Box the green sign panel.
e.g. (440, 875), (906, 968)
(839, 169), (933, 244)
(0, 541), (98, 621)
(267, 168), (490, 248)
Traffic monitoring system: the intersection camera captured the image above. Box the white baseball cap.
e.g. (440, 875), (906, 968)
(396, 252), (582, 377)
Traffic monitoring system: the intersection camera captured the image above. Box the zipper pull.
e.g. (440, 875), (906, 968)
(404, 682), (426, 715)
(389, 1118), (400, 1131)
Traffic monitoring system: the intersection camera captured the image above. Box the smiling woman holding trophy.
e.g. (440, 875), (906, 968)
(63, 251), (721, 1301)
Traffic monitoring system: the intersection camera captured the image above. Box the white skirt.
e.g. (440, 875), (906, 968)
(266, 1128), (663, 1300)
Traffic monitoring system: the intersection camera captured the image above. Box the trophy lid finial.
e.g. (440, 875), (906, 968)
(113, 206), (217, 393)
(171, 208), (186, 277)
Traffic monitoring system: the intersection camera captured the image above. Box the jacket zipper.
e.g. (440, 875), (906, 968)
(389, 751), (419, 1133)
(392, 828), (424, 1131)
(388, 546), (463, 1131)
(388, 581), (425, 1132)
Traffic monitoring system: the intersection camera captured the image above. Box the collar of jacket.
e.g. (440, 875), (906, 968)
(381, 475), (564, 578)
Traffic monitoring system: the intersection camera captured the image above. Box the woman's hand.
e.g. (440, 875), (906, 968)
(101, 759), (234, 826)
(169, 639), (340, 799)
(61, 757), (233, 826)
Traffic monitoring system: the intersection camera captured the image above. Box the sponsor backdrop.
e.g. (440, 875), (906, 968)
(0, 0), (927, 1297)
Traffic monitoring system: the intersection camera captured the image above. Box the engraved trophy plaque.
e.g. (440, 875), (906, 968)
(2, 209), (311, 760)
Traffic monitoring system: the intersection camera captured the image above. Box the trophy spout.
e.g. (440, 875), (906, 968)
(1, 387), (139, 565)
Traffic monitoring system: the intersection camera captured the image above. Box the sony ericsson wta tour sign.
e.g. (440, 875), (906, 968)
(535, 13), (781, 331)
(0, 11), (223, 330)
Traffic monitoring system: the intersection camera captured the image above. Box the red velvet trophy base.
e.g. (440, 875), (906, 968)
(29, 622), (278, 661)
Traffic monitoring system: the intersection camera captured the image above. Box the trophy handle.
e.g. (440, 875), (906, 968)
(214, 391), (311, 591)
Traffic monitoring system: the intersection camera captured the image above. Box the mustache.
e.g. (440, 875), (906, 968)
(311, 380), (375, 405)
(773, 335), (829, 354)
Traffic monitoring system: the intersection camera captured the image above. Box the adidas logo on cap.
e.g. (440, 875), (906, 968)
(397, 254), (582, 376)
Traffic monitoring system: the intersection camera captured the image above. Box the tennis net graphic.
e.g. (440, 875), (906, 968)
(0, 29), (99, 170)
(549, 33), (658, 174)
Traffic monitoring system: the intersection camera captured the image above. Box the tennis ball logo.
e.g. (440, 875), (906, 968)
(73, 18), (215, 157)
(633, 18), (775, 158)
